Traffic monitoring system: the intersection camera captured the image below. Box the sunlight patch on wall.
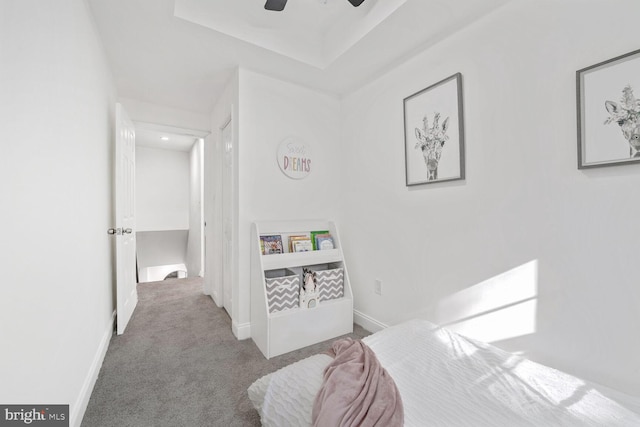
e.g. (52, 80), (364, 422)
(435, 260), (538, 343)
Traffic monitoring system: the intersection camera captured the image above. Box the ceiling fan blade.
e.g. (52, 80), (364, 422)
(265, 0), (287, 11)
(347, 0), (365, 6)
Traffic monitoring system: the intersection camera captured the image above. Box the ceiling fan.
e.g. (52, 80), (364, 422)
(265, 0), (365, 12)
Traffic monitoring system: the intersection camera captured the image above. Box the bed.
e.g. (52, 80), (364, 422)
(248, 319), (640, 426)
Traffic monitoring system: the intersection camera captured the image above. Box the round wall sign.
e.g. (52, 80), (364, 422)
(277, 137), (312, 179)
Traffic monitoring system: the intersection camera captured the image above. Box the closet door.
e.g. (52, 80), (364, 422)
(221, 119), (233, 317)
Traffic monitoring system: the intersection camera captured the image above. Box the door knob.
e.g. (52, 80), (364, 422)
(107, 228), (132, 235)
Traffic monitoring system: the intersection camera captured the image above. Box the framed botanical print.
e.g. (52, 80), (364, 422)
(403, 73), (465, 186)
(577, 48), (640, 168)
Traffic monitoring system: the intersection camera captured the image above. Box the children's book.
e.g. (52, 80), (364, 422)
(293, 239), (313, 252)
(310, 230), (329, 250)
(288, 234), (310, 252)
(315, 235), (334, 250)
(260, 235), (283, 255)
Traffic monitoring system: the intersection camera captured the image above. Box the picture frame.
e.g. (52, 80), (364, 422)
(403, 73), (465, 186)
(577, 48), (640, 169)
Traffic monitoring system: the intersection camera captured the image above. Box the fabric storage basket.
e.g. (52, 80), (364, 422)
(265, 269), (300, 313)
(311, 265), (344, 302)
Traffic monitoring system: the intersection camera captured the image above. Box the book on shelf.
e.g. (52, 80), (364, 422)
(310, 230), (329, 250)
(260, 235), (283, 255)
(315, 234), (334, 250)
(293, 239), (313, 252)
(288, 234), (310, 252)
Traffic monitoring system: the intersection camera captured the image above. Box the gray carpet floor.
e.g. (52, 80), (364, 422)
(82, 277), (369, 427)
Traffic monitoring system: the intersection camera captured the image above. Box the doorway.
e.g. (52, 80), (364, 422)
(134, 122), (208, 285)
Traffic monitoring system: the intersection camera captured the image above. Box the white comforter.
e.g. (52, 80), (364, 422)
(248, 319), (640, 426)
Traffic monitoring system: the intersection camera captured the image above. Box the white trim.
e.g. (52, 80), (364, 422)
(354, 309), (388, 333)
(219, 114), (232, 131)
(232, 320), (251, 340)
(71, 310), (116, 427)
(210, 292), (223, 307)
(133, 121), (210, 138)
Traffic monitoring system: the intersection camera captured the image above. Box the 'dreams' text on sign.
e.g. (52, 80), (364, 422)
(277, 138), (312, 180)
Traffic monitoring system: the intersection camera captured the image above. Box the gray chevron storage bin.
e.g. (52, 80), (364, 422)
(265, 269), (300, 313)
(312, 264), (344, 302)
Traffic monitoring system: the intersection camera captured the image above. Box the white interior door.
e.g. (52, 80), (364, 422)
(221, 120), (233, 316)
(115, 103), (138, 335)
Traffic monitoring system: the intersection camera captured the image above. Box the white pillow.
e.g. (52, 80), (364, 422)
(247, 354), (332, 427)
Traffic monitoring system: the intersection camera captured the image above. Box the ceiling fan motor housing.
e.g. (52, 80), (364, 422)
(265, 0), (365, 11)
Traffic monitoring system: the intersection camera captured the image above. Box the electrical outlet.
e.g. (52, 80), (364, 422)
(374, 279), (382, 296)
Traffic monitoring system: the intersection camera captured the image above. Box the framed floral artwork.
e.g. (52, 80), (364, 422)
(577, 48), (640, 168)
(403, 73), (465, 186)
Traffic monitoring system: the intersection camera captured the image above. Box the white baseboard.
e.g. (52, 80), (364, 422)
(210, 291), (223, 308)
(71, 310), (115, 427)
(354, 309), (388, 333)
(232, 320), (251, 340)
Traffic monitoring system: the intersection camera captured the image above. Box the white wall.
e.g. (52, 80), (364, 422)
(237, 69), (342, 336)
(120, 97), (210, 132)
(340, 0), (640, 395)
(137, 230), (188, 281)
(135, 146), (190, 231)
(0, 0), (117, 425)
(186, 138), (204, 276)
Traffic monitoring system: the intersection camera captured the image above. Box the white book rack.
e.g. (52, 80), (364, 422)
(250, 220), (353, 359)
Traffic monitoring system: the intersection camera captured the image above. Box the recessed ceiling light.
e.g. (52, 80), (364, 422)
(160, 136), (169, 141)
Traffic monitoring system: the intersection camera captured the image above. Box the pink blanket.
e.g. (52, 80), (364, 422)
(312, 338), (404, 427)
